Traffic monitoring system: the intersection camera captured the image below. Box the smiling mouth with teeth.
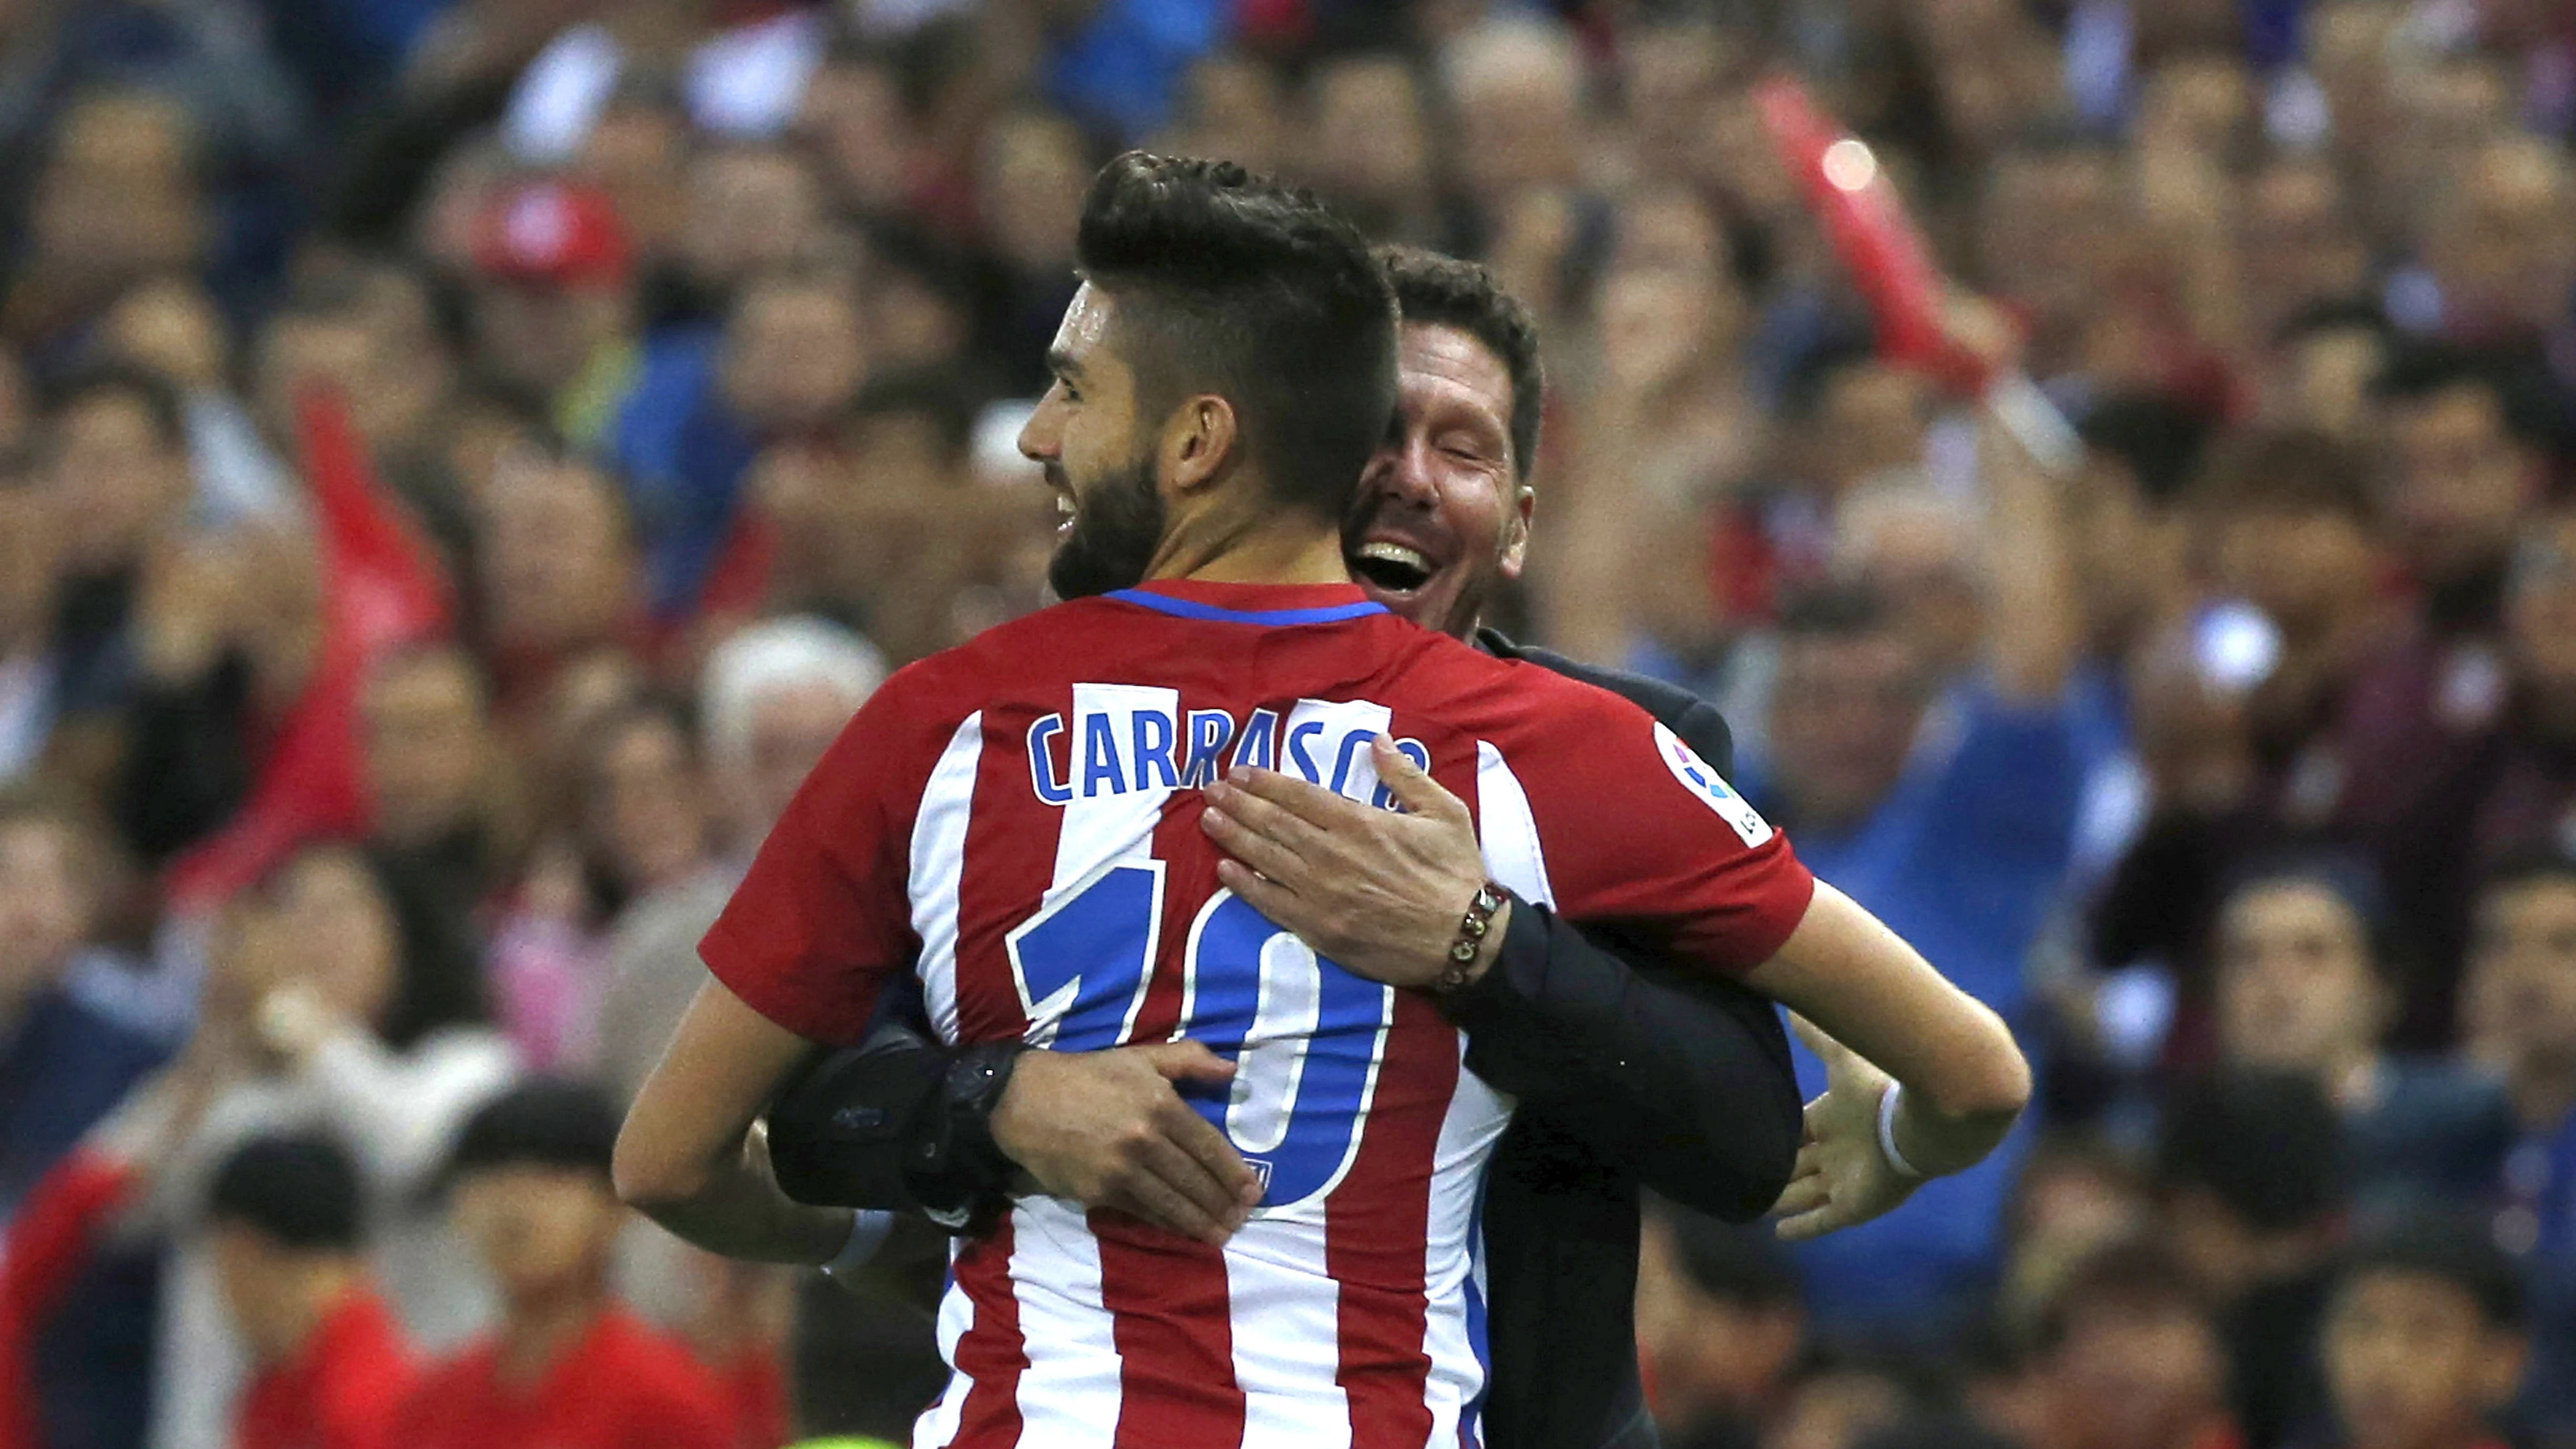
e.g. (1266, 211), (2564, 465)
(1351, 540), (1435, 593)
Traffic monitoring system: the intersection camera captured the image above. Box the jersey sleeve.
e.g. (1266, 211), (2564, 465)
(1498, 675), (1815, 974)
(699, 666), (958, 1046)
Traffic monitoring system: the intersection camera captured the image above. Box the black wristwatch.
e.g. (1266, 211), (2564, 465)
(912, 1041), (1026, 1231)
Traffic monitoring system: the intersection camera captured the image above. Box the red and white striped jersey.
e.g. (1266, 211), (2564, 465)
(702, 579), (1814, 1449)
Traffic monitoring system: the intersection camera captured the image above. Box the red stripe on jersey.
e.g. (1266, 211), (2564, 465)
(1331, 989), (1460, 1447)
(1101, 799), (1245, 1446)
(946, 1222), (1028, 1448)
(951, 703), (1065, 1043)
(1099, 1219), (1244, 1447)
(945, 705), (1067, 1443)
(1333, 744), (1479, 1447)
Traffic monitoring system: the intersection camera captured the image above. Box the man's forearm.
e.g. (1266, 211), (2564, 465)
(626, 1123), (856, 1265)
(1446, 899), (1802, 1222)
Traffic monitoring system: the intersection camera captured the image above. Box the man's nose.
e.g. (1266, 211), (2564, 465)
(1377, 440), (1441, 507)
(1017, 402), (1058, 461)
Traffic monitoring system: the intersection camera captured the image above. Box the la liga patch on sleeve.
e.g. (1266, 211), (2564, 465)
(1652, 721), (1775, 848)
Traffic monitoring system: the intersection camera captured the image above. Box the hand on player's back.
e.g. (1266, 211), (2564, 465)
(1769, 1016), (1923, 1240)
(989, 1043), (1263, 1245)
(1199, 736), (1496, 990)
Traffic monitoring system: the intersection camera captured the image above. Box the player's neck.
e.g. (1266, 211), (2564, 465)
(1145, 513), (1351, 589)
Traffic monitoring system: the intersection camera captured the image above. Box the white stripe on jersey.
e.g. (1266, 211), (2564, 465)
(913, 712), (985, 1045)
(917, 1255), (973, 1448)
(1473, 742), (1556, 907)
(1227, 1216), (1353, 1449)
(1412, 744), (1553, 1441)
(1421, 1033), (1506, 1445)
(1008, 1198), (1125, 1446)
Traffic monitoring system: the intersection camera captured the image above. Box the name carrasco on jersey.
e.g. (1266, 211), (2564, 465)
(1026, 692), (1432, 810)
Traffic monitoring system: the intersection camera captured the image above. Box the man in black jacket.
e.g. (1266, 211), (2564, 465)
(764, 247), (2008, 1447)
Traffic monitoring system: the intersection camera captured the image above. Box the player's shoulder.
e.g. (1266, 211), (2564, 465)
(882, 597), (1130, 702)
(1420, 626), (1664, 728)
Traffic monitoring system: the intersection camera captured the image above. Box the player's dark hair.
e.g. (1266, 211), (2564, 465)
(445, 1079), (622, 1184)
(2156, 1069), (2345, 1234)
(1376, 244), (1545, 483)
(2077, 391), (2216, 507)
(2372, 338), (2569, 461)
(207, 1132), (366, 1252)
(2187, 425), (2378, 527)
(1073, 152), (1399, 520)
(2337, 1214), (2527, 1331)
(44, 361), (187, 453)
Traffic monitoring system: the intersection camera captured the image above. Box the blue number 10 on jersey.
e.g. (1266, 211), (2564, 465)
(1007, 859), (1394, 1212)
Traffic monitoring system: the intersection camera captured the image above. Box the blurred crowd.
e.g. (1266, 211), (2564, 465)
(5, 0), (2576, 1447)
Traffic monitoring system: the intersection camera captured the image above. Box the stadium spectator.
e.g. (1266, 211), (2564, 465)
(5, 90), (217, 374)
(1636, 1209), (1807, 1449)
(487, 699), (715, 1074)
(37, 366), (204, 757)
(2319, 1218), (2529, 1449)
(210, 1133), (418, 1449)
(2453, 505), (2576, 883)
(0, 464), (55, 783)
(2461, 847), (2576, 1433)
(252, 265), (470, 562)
(2025, 1242), (2239, 1449)
(358, 646), (512, 1046)
(2157, 1070), (2346, 1449)
(0, 787), (168, 1222)
(2209, 860), (2513, 1215)
(591, 616), (883, 1104)
(465, 179), (640, 450)
(392, 1079), (739, 1449)
(1994, 1136), (2155, 1344)
(1735, 390), (2084, 1336)
(675, 143), (834, 317)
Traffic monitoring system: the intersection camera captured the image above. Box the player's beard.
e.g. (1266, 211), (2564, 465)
(1048, 452), (1166, 601)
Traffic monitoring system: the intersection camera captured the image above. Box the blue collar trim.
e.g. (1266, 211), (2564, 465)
(1106, 589), (1388, 626)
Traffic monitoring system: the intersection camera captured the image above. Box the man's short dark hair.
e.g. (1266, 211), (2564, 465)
(2221, 848), (2409, 989)
(1073, 152), (1398, 520)
(2188, 426), (2378, 527)
(45, 362), (187, 454)
(2273, 296), (2393, 352)
(2338, 1214), (2526, 1331)
(2372, 339), (2569, 461)
(2035, 1240), (2212, 1355)
(1375, 245), (1544, 482)
(446, 1079), (621, 1184)
(1661, 1209), (1803, 1310)
(1776, 581), (1897, 642)
(207, 1133), (366, 1252)
(2077, 391), (2217, 507)
(2479, 841), (2576, 903)
(2157, 1069), (2345, 1233)
(849, 368), (980, 468)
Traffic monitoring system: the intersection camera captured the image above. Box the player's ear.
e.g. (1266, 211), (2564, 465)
(1164, 395), (1238, 494)
(1499, 484), (1534, 579)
